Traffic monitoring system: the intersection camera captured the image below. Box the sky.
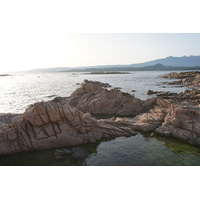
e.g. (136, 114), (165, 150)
(0, 0), (200, 73)
(1, 33), (200, 73)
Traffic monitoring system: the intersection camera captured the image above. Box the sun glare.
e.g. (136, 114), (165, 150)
(0, 33), (69, 73)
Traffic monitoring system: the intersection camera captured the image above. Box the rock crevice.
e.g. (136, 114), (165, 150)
(1, 75), (200, 156)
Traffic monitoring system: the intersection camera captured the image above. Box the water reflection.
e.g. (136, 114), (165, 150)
(84, 134), (200, 166)
(0, 133), (200, 166)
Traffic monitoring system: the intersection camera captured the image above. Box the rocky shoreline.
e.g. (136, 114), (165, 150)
(0, 74), (11, 77)
(1, 71), (200, 156)
(160, 70), (200, 90)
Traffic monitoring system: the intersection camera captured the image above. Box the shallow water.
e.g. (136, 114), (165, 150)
(1, 134), (200, 166)
(0, 70), (199, 166)
(84, 134), (200, 166)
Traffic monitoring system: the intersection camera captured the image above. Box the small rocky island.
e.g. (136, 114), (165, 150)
(1, 71), (200, 156)
(84, 71), (131, 74)
(0, 74), (11, 77)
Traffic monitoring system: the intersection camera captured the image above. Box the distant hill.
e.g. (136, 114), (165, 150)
(64, 63), (200, 72)
(28, 55), (200, 72)
(129, 55), (200, 68)
(29, 67), (71, 72)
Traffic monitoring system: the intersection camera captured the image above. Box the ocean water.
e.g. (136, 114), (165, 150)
(0, 71), (188, 114)
(1, 70), (200, 166)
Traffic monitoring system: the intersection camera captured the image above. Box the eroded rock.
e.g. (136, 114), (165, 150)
(72, 147), (90, 161)
(0, 99), (137, 155)
(161, 71), (200, 90)
(1, 76), (200, 157)
(115, 98), (172, 133)
(146, 90), (162, 95)
(155, 103), (200, 145)
(66, 80), (143, 116)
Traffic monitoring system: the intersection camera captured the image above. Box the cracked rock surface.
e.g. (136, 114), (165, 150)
(1, 75), (200, 156)
(155, 103), (200, 145)
(66, 80), (143, 116)
(0, 97), (136, 155)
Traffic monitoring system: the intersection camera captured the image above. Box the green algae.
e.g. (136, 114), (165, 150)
(1, 133), (200, 166)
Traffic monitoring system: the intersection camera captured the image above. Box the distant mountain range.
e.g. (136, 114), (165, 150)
(129, 55), (200, 67)
(29, 55), (200, 72)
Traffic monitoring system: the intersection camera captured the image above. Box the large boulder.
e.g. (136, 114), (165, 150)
(115, 98), (173, 133)
(0, 99), (136, 155)
(67, 80), (143, 116)
(155, 103), (200, 145)
(161, 71), (200, 90)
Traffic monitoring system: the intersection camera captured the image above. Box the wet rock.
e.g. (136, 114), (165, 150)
(54, 155), (65, 160)
(163, 80), (182, 85)
(55, 149), (65, 154)
(172, 85), (183, 88)
(63, 148), (73, 154)
(54, 148), (73, 160)
(72, 147), (90, 161)
(146, 90), (154, 95)
(146, 90), (162, 95)
(160, 86), (166, 88)
(0, 113), (20, 124)
(114, 87), (122, 90)
(156, 91), (178, 98)
(150, 133), (154, 137)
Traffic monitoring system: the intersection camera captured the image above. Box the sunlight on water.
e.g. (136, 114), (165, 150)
(0, 71), (187, 113)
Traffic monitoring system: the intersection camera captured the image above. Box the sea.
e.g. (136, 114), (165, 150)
(1, 70), (200, 166)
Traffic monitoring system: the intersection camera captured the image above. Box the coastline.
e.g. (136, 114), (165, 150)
(0, 71), (200, 160)
(0, 74), (11, 77)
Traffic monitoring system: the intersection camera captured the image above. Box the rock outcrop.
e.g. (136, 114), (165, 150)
(115, 98), (173, 133)
(66, 80), (168, 117)
(54, 147), (90, 161)
(66, 80), (143, 116)
(155, 103), (200, 146)
(146, 90), (162, 95)
(1, 74), (200, 156)
(161, 71), (200, 90)
(156, 89), (200, 104)
(0, 99), (136, 155)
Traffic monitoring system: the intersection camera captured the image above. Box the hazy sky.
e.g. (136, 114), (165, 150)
(0, 1), (200, 73)
(0, 33), (200, 72)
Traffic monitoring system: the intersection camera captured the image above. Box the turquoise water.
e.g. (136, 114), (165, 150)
(1, 134), (200, 166)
